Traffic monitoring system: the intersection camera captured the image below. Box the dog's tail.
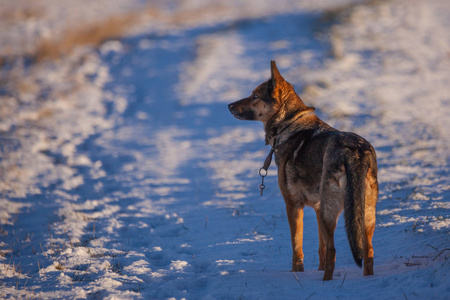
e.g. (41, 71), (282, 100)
(343, 151), (369, 268)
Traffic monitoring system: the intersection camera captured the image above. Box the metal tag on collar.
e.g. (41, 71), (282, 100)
(259, 148), (274, 196)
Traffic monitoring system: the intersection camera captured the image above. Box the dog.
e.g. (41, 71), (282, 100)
(228, 61), (378, 281)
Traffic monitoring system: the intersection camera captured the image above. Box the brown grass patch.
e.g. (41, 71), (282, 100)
(0, 6), (43, 24)
(32, 3), (239, 62)
(34, 12), (141, 62)
(32, 3), (237, 62)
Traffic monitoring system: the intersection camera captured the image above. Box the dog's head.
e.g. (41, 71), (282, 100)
(228, 60), (304, 125)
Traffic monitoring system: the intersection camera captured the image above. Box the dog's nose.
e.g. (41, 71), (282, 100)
(228, 103), (234, 111)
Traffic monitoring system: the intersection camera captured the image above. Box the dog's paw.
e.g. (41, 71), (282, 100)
(363, 257), (374, 276)
(292, 261), (304, 272)
(322, 271), (333, 281)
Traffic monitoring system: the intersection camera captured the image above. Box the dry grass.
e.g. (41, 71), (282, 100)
(33, 3), (235, 62)
(34, 11), (141, 62)
(0, 6), (43, 24)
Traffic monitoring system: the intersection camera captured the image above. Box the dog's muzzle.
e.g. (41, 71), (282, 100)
(228, 101), (255, 120)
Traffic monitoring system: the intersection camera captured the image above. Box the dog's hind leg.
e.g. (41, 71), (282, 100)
(286, 202), (305, 272)
(363, 168), (378, 276)
(363, 221), (375, 276)
(318, 205), (340, 281)
(318, 163), (345, 280)
(315, 208), (326, 271)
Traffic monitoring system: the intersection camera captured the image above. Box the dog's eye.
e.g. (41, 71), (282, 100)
(252, 93), (260, 100)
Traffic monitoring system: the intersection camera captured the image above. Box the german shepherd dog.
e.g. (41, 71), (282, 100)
(228, 61), (378, 281)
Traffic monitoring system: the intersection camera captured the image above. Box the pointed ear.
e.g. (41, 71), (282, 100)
(271, 60), (286, 87)
(270, 60), (291, 102)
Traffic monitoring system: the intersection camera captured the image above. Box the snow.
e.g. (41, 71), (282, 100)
(1, 0), (449, 299)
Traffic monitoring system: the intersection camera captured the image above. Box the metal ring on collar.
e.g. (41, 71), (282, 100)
(259, 167), (268, 177)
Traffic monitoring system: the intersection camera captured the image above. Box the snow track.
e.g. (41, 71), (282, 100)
(0, 0), (449, 299)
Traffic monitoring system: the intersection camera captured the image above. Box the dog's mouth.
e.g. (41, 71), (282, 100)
(233, 113), (250, 120)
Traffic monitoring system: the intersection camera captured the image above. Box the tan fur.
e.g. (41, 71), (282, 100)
(252, 99), (273, 123)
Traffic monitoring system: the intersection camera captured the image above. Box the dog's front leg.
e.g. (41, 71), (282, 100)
(286, 202), (304, 272)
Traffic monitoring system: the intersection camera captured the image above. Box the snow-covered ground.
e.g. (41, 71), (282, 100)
(0, 0), (449, 299)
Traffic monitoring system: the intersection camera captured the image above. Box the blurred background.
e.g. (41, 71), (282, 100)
(0, 0), (449, 298)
